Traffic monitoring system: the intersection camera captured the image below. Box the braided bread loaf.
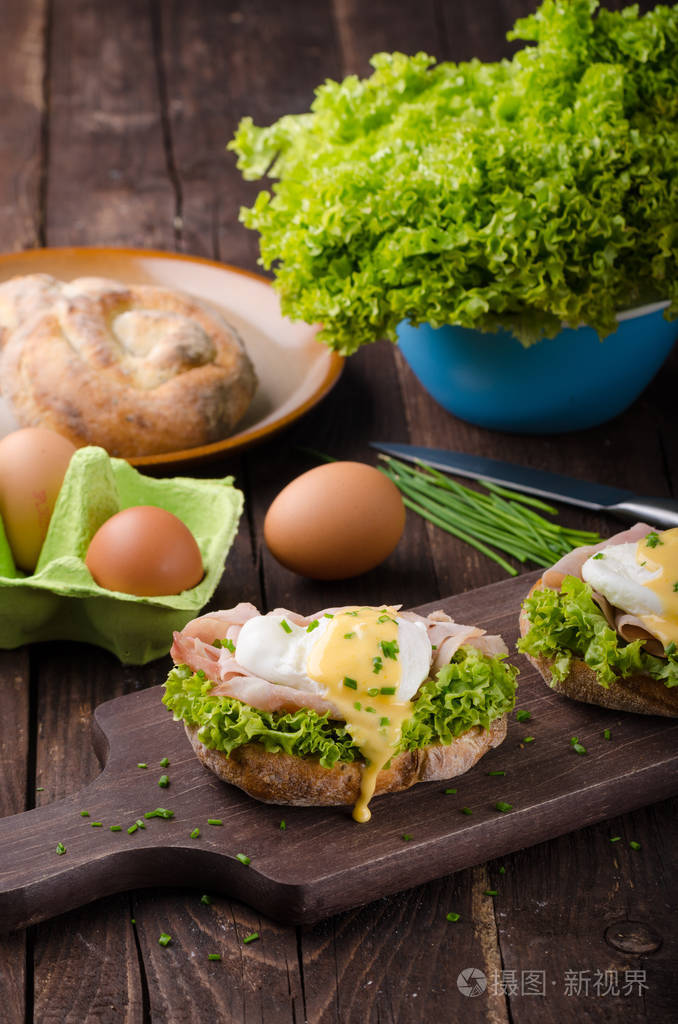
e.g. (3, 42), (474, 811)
(0, 274), (257, 456)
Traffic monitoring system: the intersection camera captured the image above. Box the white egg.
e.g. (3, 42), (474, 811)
(581, 542), (663, 616)
(235, 612), (432, 701)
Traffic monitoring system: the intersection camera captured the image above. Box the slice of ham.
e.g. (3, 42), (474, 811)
(538, 521), (670, 657)
(170, 605), (508, 719)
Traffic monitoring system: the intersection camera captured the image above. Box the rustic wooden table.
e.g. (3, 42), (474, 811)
(0, 1), (675, 1021)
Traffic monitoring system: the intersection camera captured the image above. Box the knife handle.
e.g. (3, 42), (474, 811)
(609, 498), (678, 530)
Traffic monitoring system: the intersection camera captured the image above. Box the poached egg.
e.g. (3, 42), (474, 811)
(235, 606), (433, 821)
(581, 527), (678, 649)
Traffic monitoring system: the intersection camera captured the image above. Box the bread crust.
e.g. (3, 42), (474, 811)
(520, 582), (678, 718)
(0, 275), (257, 456)
(185, 716), (508, 806)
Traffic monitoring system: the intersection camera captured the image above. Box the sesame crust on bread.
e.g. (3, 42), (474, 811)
(520, 582), (678, 718)
(184, 715), (508, 806)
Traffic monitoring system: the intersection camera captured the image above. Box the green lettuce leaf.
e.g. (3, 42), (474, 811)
(229, 1), (678, 353)
(162, 646), (517, 766)
(517, 574), (678, 688)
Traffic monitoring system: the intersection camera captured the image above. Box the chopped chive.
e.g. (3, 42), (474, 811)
(135, 819), (146, 829)
(279, 820), (287, 830)
(379, 686), (396, 695)
(487, 770), (505, 776)
(444, 787), (457, 794)
(495, 801), (513, 813)
(91, 822), (103, 828)
(80, 810), (90, 817)
(190, 827), (200, 839)
(523, 736), (535, 744)
(56, 842), (66, 855)
(158, 775), (170, 788)
(460, 807), (473, 815)
(208, 953), (222, 961)
(222, 638), (235, 653)
(645, 531), (662, 548)
(128, 824), (138, 834)
(323, 613), (334, 618)
(498, 866), (506, 874)
(137, 763), (148, 769)
(365, 706), (376, 714)
(207, 819), (223, 826)
(110, 825), (122, 832)
(379, 640), (399, 660)
(515, 709), (531, 722)
(372, 656), (383, 674)
(243, 932), (259, 944)
(280, 619), (292, 633)
(402, 833), (413, 841)
(346, 610), (358, 616)
(484, 890), (499, 896)
(367, 687), (379, 697)
(343, 632), (355, 640)
(603, 729), (611, 740)
(379, 717), (390, 727)
(36, 787), (45, 792)
(212, 638), (222, 647)
(377, 614), (396, 624)
(629, 841), (642, 851)
(200, 894), (212, 905)
(343, 676), (358, 690)
(197, 669), (206, 680)
(610, 836), (622, 843)
(446, 912), (461, 922)
(159, 757), (170, 768)
(306, 619), (320, 633)
(571, 736), (587, 755)
(592, 552), (604, 560)
(353, 701), (362, 711)
(148, 808), (174, 820)
(236, 853), (251, 866)
(158, 933), (172, 947)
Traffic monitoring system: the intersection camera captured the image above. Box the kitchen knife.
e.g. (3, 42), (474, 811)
(371, 442), (678, 529)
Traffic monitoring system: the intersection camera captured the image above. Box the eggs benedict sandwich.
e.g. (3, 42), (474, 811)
(518, 523), (678, 717)
(163, 603), (517, 822)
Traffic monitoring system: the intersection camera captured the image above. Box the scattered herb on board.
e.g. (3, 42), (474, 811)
(56, 842), (66, 856)
(515, 709), (532, 723)
(495, 802), (513, 813)
(158, 774), (170, 788)
(570, 737), (587, 755)
(201, 894), (212, 905)
(446, 912), (461, 923)
(208, 954), (222, 961)
(236, 853), (251, 866)
(243, 932), (259, 945)
(630, 841), (642, 851)
(158, 933), (172, 947)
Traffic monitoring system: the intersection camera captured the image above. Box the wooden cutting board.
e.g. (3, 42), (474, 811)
(2, 571), (677, 932)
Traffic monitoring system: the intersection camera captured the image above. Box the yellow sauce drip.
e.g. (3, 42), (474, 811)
(307, 606), (415, 823)
(636, 527), (678, 648)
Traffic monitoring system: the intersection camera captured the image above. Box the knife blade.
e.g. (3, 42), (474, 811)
(370, 442), (678, 529)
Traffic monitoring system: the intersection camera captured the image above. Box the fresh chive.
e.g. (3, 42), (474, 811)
(222, 638), (236, 653)
(353, 701), (362, 711)
(279, 820), (287, 830)
(207, 819), (223, 826)
(367, 687), (379, 697)
(379, 717), (390, 727)
(446, 912), (461, 922)
(592, 552), (604, 560)
(603, 729), (611, 740)
(212, 638), (222, 647)
(243, 932), (259, 944)
(159, 757), (170, 768)
(56, 842), (66, 855)
(515, 709), (531, 722)
(148, 808), (174, 819)
(484, 890), (499, 896)
(402, 833), (414, 841)
(110, 825), (122, 832)
(523, 736), (535, 744)
(377, 614), (396, 624)
(570, 737), (587, 755)
(365, 706), (376, 714)
(158, 775), (170, 788)
(158, 933), (172, 947)
(236, 853), (251, 866)
(200, 894), (212, 905)
(208, 953), (221, 961)
(379, 686), (396, 695)
(91, 822), (103, 828)
(487, 770), (505, 776)
(323, 613), (334, 618)
(135, 819), (146, 829)
(379, 640), (399, 660)
(280, 619), (292, 633)
(307, 620), (320, 633)
(645, 531), (662, 548)
(495, 801), (513, 813)
(346, 611), (359, 616)
(36, 787), (45, 792)
(137, 763), (148, 769)
(498, 866), (506, 874)
(610, 836), (622, 843)
(80, 810), (90, 817)
(190, 827), (200, 839)
(372, 656), (383, 674)
(460, 807), (473, 816)
(630, 841), (642, 850)
(343, 676), (358, 690)
(343, 632), (355, 639)
(128, 824), (138, 834)
(444, 788), (457, 794)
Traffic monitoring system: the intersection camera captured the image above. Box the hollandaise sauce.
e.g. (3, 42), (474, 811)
(637, 527), (678, 649)
(307, 606), (414, 823)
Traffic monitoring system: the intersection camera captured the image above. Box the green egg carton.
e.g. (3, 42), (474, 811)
(0, 447), (244, 664)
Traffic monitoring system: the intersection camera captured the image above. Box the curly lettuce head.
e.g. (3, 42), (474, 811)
(229, 1), (678, 353)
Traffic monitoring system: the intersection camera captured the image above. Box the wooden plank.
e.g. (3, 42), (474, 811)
(2, 572), (677, 935)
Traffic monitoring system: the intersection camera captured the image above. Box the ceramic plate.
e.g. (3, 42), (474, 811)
(0, 247), (343, 467)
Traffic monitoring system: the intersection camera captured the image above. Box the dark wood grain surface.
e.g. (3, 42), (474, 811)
(0, 1), (675, 1022)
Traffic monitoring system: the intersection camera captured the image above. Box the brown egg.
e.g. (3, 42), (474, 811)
(0, 427), (77, 571)
(86, 506), (204, 596)
(264, 461), (405, 579)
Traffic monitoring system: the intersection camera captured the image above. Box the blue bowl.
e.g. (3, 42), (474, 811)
(396, 302), (677, 433)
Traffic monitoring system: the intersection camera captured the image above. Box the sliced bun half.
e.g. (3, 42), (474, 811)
(185, 716), (508, 807)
